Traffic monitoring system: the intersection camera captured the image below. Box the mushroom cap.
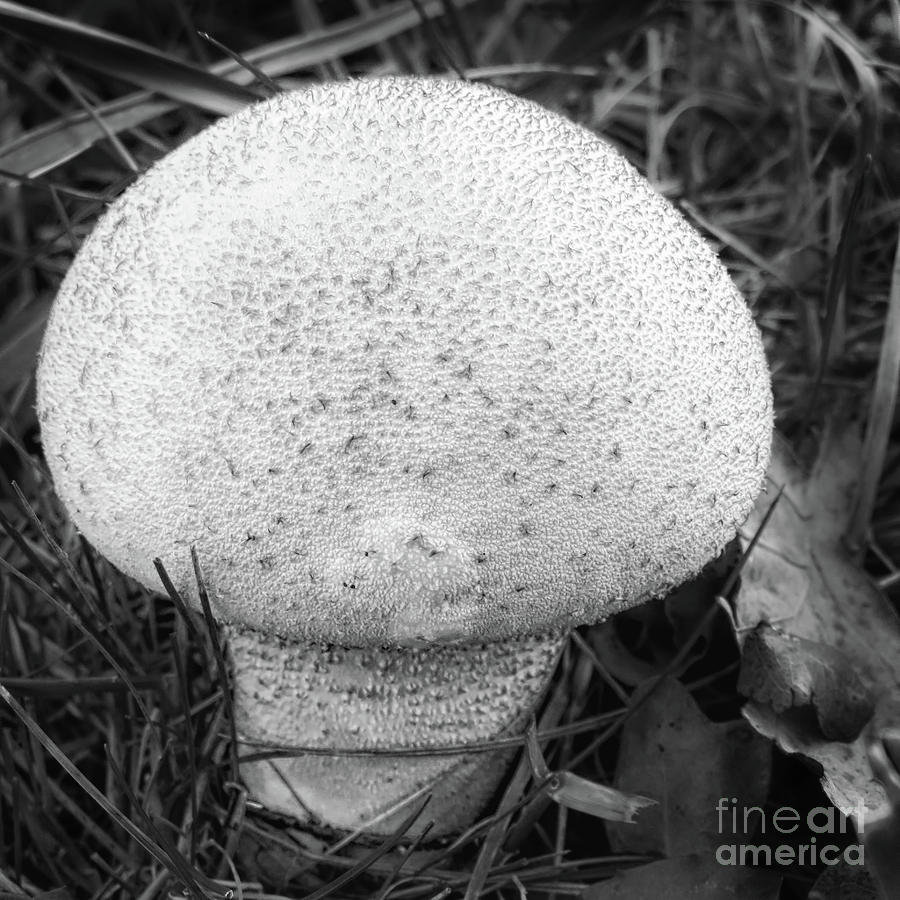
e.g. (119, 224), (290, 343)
(37, 76), (772, 647)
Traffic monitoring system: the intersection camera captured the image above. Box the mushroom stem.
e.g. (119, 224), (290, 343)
(225, 625), (567, 837)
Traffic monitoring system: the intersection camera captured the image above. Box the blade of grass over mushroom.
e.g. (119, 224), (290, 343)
(235, 703), (630, 762)
(235, 651), (691, 766)
(0, 0), (481, 178)
(153, 557), (205, 646)
(400, 751), (565, 872)
(525, 719), (551, 780)
(462, 673), (571, 900)
(190, 546), (239, 784)
(0, 0), (263, 114)
(342, 785), (437, 849)
(846, 225), (900, 556)
(431, 772), (552, 872)
(298, 796), (434, 900)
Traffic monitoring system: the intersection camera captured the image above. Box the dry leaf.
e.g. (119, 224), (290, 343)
(581, 854), (781, 900)
(524, 721), (656, 822)
(738, 622), (874, 741)
(736, 422), (900, 825)
(547, 770), (656, 822)
(807, 862), (881, 900)
(607, 676), (771, 856)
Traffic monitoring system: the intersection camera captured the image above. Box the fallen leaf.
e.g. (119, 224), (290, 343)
(738, 622), (874, 741)
(736, 422), (900, 827)
(581, 855), (781, 900)
(607, 676), (771, 856)
(861, 727), (900, 898)
(804, 861), (879, 900)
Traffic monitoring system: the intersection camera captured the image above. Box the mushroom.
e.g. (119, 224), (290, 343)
(36, 76), (773, 838)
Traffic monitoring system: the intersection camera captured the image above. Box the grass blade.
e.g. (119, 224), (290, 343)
(0, 0), (481, 178)
(0, 0), (261, 114)
(0, 684), (175, 871)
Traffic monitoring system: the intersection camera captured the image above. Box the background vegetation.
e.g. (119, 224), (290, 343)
(0, 1), (898, 898)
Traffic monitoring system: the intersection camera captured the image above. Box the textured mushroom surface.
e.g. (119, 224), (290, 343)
(37, 76), (772, 647)
(230, 628), (565, 836)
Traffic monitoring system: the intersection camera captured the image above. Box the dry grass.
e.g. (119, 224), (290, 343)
(1, 1), (899, 897)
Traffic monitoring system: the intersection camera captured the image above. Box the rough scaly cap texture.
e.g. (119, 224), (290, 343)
(37, 76), (773, 646)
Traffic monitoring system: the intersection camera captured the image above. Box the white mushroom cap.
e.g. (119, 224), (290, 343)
(36, 76), (772, 647)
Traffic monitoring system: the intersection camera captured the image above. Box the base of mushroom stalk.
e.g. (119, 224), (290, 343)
(224, 625), (568, 839)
